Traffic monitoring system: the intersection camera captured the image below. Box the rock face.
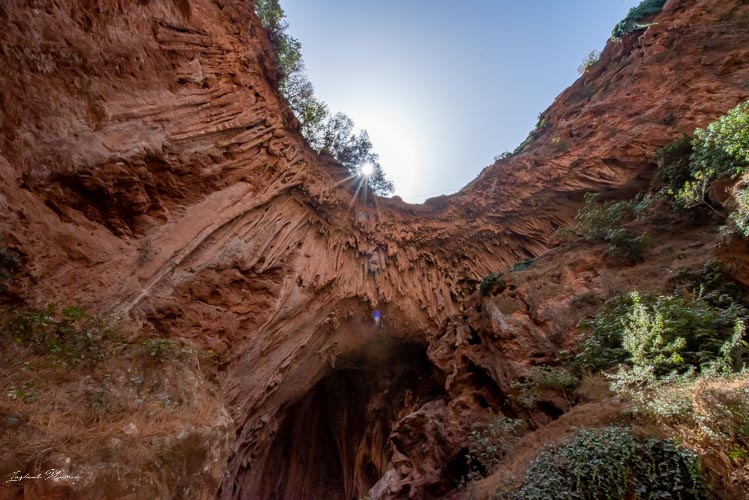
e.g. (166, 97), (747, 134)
(0, 0), (748, 498)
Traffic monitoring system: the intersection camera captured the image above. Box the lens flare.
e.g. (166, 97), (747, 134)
(360, 163), (374, 177)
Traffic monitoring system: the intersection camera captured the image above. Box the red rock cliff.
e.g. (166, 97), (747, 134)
(0, 0), (748, 498)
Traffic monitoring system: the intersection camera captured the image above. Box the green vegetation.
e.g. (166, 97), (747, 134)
(654, 135), (693, 199)
(2, 305), (123, 368)
(511, 366), (578, 408)
(575, 263), (748, 375)
(518, 427), (707, 500)
(0, 243), (20, 284)
(509, 257), (534, 273)
(611, 0), (668, 41)
(655, 102), (749, 230)
(561, 193), (649, 262)
(568, 258), (748, 494)
(468, 413), (525, 472)
(730, 183), (749, 237)
(254, 0), (393, 194)
(577, 49), (601, 75)
(480, 272), (504, 297)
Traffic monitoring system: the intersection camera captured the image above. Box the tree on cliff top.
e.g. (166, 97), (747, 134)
(254, 0), (394, 195)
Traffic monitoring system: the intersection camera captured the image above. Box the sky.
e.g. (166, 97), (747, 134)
(281, 1), (641, 203)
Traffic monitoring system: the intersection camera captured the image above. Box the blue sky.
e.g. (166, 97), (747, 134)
(281, 1), (640, 203)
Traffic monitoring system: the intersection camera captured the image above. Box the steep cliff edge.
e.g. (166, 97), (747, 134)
(0, 0), (748, 498)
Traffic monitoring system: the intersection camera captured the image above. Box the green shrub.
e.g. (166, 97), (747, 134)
(142, 337), (194, 360)
(577, 49), (601, 75)
(509, 258), (534, 273)
(667, 102), (749, 211)
(468, 413), (525, 473)
(575, 294), (633, 373)
(480, 272), (504, 296)
(577, 291), (746, 376)
(511, 366), (579, 408)
(562, 193), (649, 262)
(611, 0), (668, 41)
(730, 183), (749, 237)
(2, 305), (123, 368)
(604, 228), (649, 262)
(0, 243), (20, 283)
(654, 135), (693, 199)
(518, 426), (707, 500)
(668, 260), (746, 311)
(691, 101), (749, 183)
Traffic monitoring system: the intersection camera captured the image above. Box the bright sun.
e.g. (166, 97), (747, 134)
(360, 163), (374, 177)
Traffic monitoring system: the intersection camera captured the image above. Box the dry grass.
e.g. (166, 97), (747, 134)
(0, 336), (225, 479)
(648, 374), (749, 498)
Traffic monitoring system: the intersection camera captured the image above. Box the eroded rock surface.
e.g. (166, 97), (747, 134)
(1, 0), (748, 498)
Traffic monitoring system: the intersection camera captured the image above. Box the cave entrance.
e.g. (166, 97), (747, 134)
(258, 337), (444, 499)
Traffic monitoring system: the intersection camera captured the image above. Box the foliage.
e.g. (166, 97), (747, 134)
(279, 72), (329, 140)
(311, 112), (394, 194)
(604, 228), (648, 262)
(494, 151), (513, 162)
(509, 258), (534, 273)
(254, 0), (302, 80)
(0, 243), (20, 284)
(730, 183), (749, 237)
(480, 272), (504, 297)
(468, 413), (525, 473)
(511, 367), (578, 408)
(254, 0), (393, 194)
(577, 50), (601, 75)
(668, 260), (746, 311)
(690, 101), (749, 184)
(576, 290), (747, 376)
(563, 193), (649, 262)
(611, 0), (668, 41)
(575, 294), (633, 373)
(518, 426), (707, 500)
(633, 371), (749, 455)
(2, 305), (123, 368)
(660, 102), (749, 212)
(141, 337), (194, 361)
(654, 135), (693, 200)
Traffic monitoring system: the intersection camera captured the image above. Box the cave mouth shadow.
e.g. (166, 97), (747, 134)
(257, 337), (445, 500)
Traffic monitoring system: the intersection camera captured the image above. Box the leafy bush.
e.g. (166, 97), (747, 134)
(730, 183), (749, 237)
(659, 102), (749, 212)
(690, 101), (749, 184)
(480, 272), (504, 297)
(518, 426), (707, 500)
(576, 290), (746, 376)
(509, 258), (534, 273)
(577, 50), (601, 75)
(2, 305), (122, 368)
(604, 228), (648, 262)
(575, 294), (633, 373)
(668, 260), (746, 311)
(0, 243), (20, 284)
(468, 413), (525, 473)
(654, 135), (693, 199)
(611, 0), (668, 41)
(563, 193), (649, 262)
(511, 366), (579, 408)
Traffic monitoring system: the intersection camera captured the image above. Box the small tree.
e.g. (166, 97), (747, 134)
(313, 113), (394, 195)
(577, 50), (600, 74)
